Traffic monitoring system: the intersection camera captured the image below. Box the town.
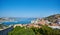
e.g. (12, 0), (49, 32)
(14, 17), (60, 29)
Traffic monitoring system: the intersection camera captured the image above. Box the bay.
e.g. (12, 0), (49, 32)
(2, 18), (37, 25)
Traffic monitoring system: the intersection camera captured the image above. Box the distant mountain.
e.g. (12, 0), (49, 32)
(0, 17), (16, 22)
(44, 14), (60, 23)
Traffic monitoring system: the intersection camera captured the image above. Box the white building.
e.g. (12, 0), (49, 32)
(57, 18), (60, 24)
(49, 26), (60, 29)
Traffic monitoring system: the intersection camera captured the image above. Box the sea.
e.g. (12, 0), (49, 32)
(0, 18), (37, 35)
(2, 18), (37, 26)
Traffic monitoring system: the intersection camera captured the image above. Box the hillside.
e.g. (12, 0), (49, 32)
(44, 14), (60, 23)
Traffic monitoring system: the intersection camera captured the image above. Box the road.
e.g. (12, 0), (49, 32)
(0, 26), (13, 35)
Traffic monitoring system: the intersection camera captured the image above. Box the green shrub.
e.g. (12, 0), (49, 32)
(8, 26), (35, 35)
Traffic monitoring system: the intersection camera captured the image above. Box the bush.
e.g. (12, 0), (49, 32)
(31, 25), (60, 35)
(8, 26), (60, 35)
(8, 26), (35, 35)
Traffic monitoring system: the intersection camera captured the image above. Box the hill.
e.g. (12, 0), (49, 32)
(44, 14), (60, 23)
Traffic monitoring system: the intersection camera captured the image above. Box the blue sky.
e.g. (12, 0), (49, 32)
(0, 0), (60, 18)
